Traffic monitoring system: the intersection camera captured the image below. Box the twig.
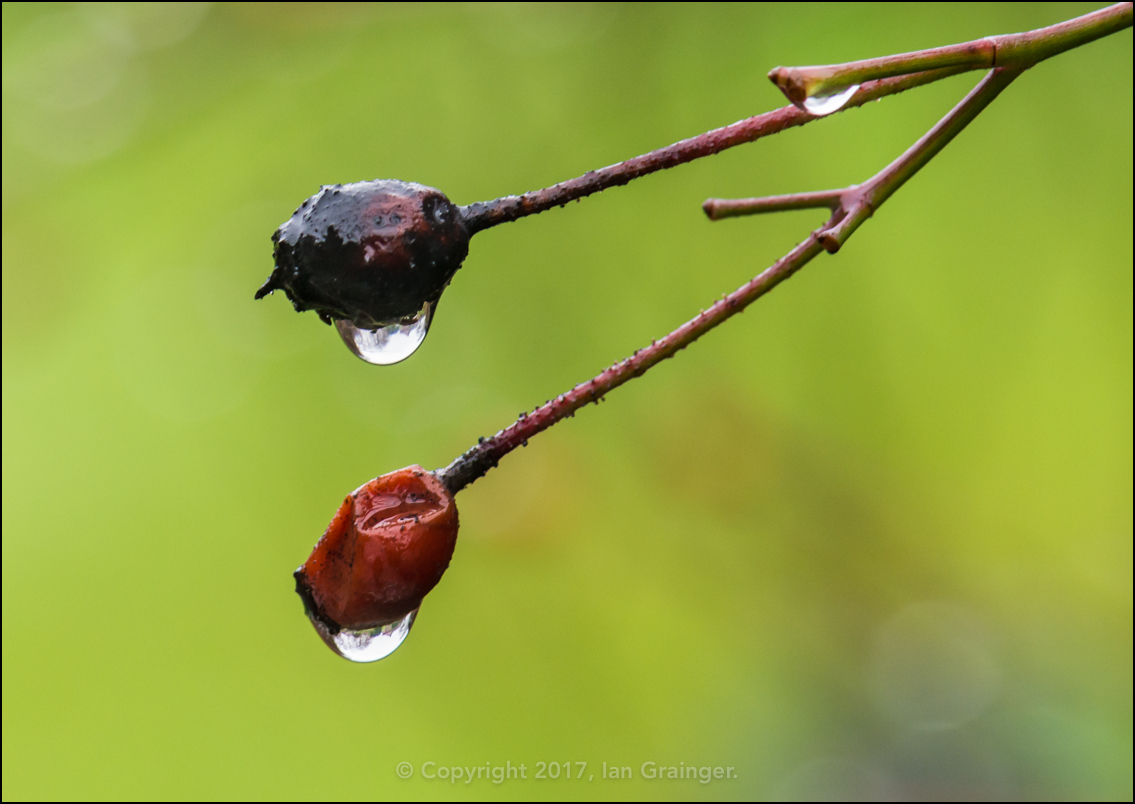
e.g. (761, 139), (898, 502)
(458, 67), (972, 234)
(460, 5), (1131, 236)
(769, 2), (1131, 108)
(437, 61), (1046, 493)
(709, 67), (1023, 253)
(434, 6), (1131, 494)
(703, 190), (842, 221)
(435, 235), (827, 493)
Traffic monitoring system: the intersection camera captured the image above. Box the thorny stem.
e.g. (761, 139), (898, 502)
(435, 6), (1131, 495)
(458, 66), (972, 234)
(769, 2), (1131, 106)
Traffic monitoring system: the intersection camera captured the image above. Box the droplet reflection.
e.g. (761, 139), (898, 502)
(335, 301), (432, 365)
(803, 84), (860, 116)
(312, 609), (419, 663)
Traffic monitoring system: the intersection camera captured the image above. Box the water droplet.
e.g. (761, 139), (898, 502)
(802, 84), (860, 116)
(335, 301), (432, 364)
(322, 609), (418, 663)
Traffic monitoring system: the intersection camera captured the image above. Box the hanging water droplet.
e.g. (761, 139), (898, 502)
(334, 301), (432, 365)
(802, 84), (861, 116)
(317, 608), (419, 663)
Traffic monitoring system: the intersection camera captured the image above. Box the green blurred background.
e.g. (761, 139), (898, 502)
(3, 3), (1131, 800)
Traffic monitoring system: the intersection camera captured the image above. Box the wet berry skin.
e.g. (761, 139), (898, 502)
(294, 466), (459, 633)
(256, 180), (469, 328)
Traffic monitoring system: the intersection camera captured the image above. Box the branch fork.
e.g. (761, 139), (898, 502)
(703, 188), (871, 254)
(705, 63), (1026, 254)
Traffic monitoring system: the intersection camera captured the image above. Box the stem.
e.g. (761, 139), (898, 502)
(711, 68), (1024, 254)
(769, 3), (1131, 106)
(435, 6), (1130, 495)
(853, 68), (1023, 253)
(458, 67), (973, 234)
(437, 68), (1024, 493)
(703, 190), (842, 221)
(461, 5), (1132, 235)
(855, 68), (1021, 214)
(707, 69), (1023, 253)
(991, 2), (1133, 65)
(435, 233), (827, 493)
(817, 202), (873, 254)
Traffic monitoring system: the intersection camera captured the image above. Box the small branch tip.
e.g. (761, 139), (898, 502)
(768, 66), (808, 106)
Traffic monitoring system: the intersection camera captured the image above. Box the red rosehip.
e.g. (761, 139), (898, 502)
(294, 466), (459, 659)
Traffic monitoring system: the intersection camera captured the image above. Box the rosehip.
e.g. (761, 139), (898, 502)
(256, 180), (469, 328)
(294, 466), (459, 655)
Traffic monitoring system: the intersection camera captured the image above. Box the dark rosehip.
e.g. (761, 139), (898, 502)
(294, 466), (459, 637)
(256, 180), (469, 328)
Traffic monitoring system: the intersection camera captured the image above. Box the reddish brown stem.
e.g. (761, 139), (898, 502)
(435, 231), (828, 493)
(460, 5), (1132, 235)
(437, 68), (1027, 494)
(703, 190), (842, 221)
(436, 7), (1131, 495)
(769, 3), (1132, 107)
(457, 67), (972, 234)
(710, 67), (1023, 254)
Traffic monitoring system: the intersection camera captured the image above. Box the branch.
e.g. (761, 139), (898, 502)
(292, 4), (1132, 666)
(459, 5), (1131, 236)
(769, 3), (1131, 109)
(435, 234), (827, 493)
(437, 46), (1098, 492)
(433, 5), (1131, 493)
(458, 67), (972, 234)
(703, 189), (842, 221)
(710, 66), (1023, 253)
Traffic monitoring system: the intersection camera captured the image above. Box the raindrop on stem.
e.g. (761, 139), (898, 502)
(803, 84), (860, 116)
